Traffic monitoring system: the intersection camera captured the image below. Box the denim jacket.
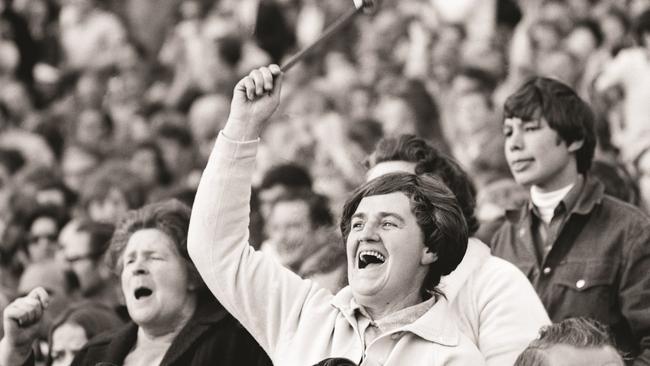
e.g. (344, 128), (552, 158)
(491, 176), (650, 365)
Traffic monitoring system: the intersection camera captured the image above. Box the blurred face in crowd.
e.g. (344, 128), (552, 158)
(541, 344), (624, 366)
(61, 228), (102, 294)
(76, 109), (109, 146)
(121, 229), (196, 332)
(62, 147), (99, 193)
(503, 117), (581, 191)
(75, 73), (105, 109)
(259, 185), (288, 218)
(87, 188), (129, 224)
(565, 26), (599, 61)
(189, 96), (229, 163)
(266, 200), (314, 265)
(599, 13), (626, 47)
(537, 51), (579, 87)
(454, 92), (492, 137)
(529, 22), (562, 53)
(130, 148), (160, 187)
(373, 97), (417, 137)
(28, 216), (60, 262)
(346, 192), (435, 314)
(50, 322), (88, 366)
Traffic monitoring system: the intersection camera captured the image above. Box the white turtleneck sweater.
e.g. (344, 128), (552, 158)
(530, 183), (575, 224)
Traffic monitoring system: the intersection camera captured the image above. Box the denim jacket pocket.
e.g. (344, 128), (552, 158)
(551, 261), (617, 321)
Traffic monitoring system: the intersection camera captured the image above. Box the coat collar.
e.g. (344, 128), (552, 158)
(505, 175), (604, 223)
(330, 287), (460, 346)
(83, 297), (229, 366)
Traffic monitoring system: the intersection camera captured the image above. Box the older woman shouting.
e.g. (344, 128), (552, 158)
(0, 200), (270, 366)
(188, 65), (486, 365)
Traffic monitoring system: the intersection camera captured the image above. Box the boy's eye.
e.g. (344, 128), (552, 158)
(502, 128), (512, 137)
(351, 221), (364, 230)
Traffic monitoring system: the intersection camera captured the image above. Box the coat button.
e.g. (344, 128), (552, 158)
(543, 267), (552, 275)
(576, 279), (586, 289)
(519, 228), (526, 238)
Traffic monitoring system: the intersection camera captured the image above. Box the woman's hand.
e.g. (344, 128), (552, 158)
(224, 65), (284, 141)
(0, 287), (50, 365)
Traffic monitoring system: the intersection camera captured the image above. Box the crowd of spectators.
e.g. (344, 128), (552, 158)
(0, 0), (648, 364)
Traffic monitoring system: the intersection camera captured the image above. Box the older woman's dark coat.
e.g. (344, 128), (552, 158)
(70, 298), (271, 366)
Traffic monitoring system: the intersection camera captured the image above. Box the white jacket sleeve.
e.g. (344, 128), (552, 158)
(187, 132), (330, 358)
(475, 257), (550, 365)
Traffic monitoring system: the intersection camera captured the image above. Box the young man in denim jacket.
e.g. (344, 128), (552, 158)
(492, 77), (650, 365)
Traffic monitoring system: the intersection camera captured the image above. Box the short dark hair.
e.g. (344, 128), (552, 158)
(260, 163), (312, 191)
(514, 318), (623, 366)
(76, 219), (115, 261)
(340, 173), (468, 298)
(633, 8), (650, 46)
(504, 77), (596, 174)
(366, 135), (480, 236)
(270, 189), (333, 229)
(107, 200), (208, 296)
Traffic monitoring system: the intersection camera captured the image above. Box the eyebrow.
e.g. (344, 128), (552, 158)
(351, 211), (405, 223)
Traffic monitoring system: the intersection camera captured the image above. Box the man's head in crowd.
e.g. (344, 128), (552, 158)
(366, 134), (479, 236)
(514, 318), (624, 366)
(259, 163), (312, 217)
(188, 94), (230, 164)
(340, 173), (467, 314)
(24, 205), (68, 263)
(502, 77), (596, 191)
(60, 219), (114, 297)
(633, 8), (650, 49)
(265, 189), (333, 269)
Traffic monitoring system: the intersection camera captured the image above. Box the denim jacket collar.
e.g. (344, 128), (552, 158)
(505, 175), (605, 224)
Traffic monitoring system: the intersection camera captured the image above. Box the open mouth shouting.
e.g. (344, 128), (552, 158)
(358, 249), (386, 269)
(134, 286), (153, 300)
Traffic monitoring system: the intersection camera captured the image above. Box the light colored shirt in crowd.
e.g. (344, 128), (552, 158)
(59, 7), (127, 70)
(596, 48), (650, 161)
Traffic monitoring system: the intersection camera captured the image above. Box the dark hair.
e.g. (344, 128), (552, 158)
(514, 318), (623, 366)
(270, 189), (334, 229)
(312, 358), (358, 366)
(377, 78), (448, 153)
(81, 160), (146, 212)
(25, 204), (69, 236)
(633, 8), (650, 46)
(366, 135), (480, 235)
(47, 301), (123, 366)
(260, 163), (312, 191)
(76, 220), (115, 261)
(106, 200), (208, 296)
(132, 141), (173, 186)
(503, 77), (596, 174)
(456, 66), (498, 95)
(0, 148), (25, 174)
(590, 161), (640, 205)
(155, 123), (193, 147)
(340, 173), (468, 298)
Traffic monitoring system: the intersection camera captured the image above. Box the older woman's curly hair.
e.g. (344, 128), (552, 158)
(106, 199), (209, 297)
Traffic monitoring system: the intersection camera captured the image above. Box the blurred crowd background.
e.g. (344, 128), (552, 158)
(0, 0), (649, 357)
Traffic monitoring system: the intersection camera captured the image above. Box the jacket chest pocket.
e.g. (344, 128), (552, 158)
(549, 261), (618, 322)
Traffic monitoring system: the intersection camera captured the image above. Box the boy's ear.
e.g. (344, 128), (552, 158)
(567, 139), (584, 152)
